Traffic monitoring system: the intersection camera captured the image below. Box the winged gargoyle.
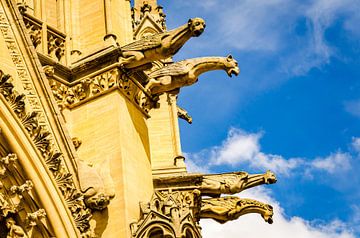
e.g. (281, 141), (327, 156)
(119, 18), (206, 68)
(144, 55), (240, 95)
(200, 196), (273, 224)
(200, 170), (277, 197)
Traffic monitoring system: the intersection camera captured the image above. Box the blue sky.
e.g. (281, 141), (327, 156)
(159, 0), (360, 237)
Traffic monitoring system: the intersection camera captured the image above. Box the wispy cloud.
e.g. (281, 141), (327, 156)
(311, 152), (351, 174)
(344, 99), (360, 118)
(201, 187), (355, 238)
(168, 0), (360, 76)
(186, 128), (355, 176)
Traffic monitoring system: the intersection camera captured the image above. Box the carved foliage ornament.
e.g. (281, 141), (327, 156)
(0, 71), (92, 235)
(48, 68), (155, 113)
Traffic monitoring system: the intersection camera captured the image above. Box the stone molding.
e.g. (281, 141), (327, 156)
(0, 71), (93, 236)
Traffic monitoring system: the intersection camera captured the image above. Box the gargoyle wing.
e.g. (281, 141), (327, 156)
(148, 61), (189, 78)
(121, 33), (167, 51)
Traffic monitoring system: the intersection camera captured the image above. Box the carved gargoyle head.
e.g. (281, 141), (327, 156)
(261, 205), (274, 224)
(188, 18), (206, 37)
(224, 55), (240, 77)
(85, 193), (111, 211)
(264, 170), (277, 184)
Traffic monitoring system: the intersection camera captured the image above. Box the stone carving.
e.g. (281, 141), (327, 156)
(26, 209), (46, 226)
(5, 217), (28, 238)
(0, 154), (17, 176)
(200, 170), (277, 197)
(72, 137), (82, 150)
(200, 196), (273, 224)
(177, 105), (192, 124)
(144, 55), (240, 95)
(119, 17), (206, 68)
(10, 180), (33, 196)
(78, 160), (115, 210)
(23, 17), (42, 49)
(0, 71), (92, 235)
(49, 68), (154, 113)
(131, 190), (202, 238)
(47, 32), (65, 62)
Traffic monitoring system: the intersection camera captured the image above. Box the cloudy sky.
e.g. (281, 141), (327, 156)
(159, 0), (360, 237)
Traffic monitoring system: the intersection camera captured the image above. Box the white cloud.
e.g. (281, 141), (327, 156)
(186, 128), (356, 177)
(201, 187), (355, 238)
(352, 137), (360, 154)
(186, 128), (303, 176)
(345, 100), (360, 118)
(311, 152), (351, 174)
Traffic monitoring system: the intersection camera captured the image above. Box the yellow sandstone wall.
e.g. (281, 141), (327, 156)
(64, 91), (153, 237)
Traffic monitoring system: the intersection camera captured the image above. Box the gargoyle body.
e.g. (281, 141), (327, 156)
(200, 196), (273, 224)
(119, 18), (206, 68)
(77, 160), (115, 210)
(200, 170), (277, 197)
(144, 55), (240, 95)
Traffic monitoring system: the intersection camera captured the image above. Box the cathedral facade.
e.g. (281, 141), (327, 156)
(0, 0), (275, 237)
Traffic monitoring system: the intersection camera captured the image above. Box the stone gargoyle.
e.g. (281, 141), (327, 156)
(119, 17), (206, 68)
(144, 55), (240, 95)
(177, 105), (192, 124)
(77, 160), (115, 210)
(200, 196), (273, 224)
(200, 170), (277, 197)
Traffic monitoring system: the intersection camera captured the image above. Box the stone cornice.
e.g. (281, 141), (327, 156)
(47, 66), (157, 116)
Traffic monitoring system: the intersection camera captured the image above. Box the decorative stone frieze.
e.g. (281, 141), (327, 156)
(48, 68), (155, 114)
(22, 14), (66, 63)
(131, 190), (202, 238)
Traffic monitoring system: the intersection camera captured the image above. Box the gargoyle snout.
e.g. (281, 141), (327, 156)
(264, 170), (277, 184)
(227, 67), (240, 77)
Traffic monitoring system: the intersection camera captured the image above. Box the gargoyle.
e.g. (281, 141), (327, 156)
(200, 196), (273, 224)
(119, 18), (206, 68)
(200, 170), (277, 197)
(144, 55), (240, 95)
(177, 106), (192, 124)
(77, 160), (115, 210)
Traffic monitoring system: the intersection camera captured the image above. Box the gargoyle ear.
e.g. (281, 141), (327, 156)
(188, 18), (193, 26)
(226, 54), (233, 61)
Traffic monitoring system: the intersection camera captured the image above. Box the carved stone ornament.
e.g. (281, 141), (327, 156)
(200, 196), (273, 224)
(77, 160), (115, 211)
(177, 105), (192, 124)
(119, 17), (206, 68)
(200, 170), (277, 197)
(48, 68), (155, 113)
(0, 71), (93, 235)
(131, 190), (202, 238)
(5, 217), (29, 238)
(144, 55), (240, 96)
